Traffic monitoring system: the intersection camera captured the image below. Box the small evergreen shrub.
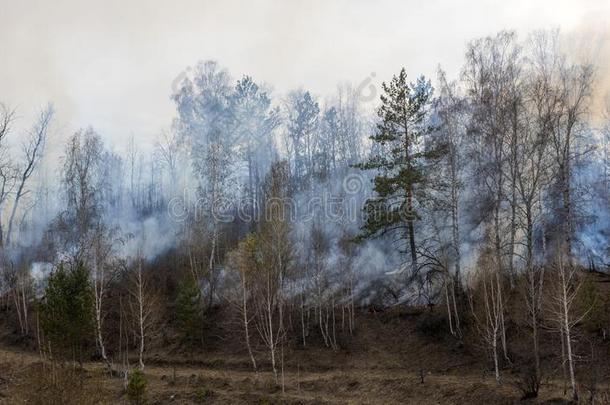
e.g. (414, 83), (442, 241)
(127, 369), (147, 404)
(175, 277), (204, 344)
(194, 387), (214, 403)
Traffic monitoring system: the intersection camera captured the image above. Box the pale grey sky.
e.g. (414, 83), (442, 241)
(2, 0), (609, 149)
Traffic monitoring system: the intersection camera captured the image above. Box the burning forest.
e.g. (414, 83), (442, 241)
(1, 1), (610, 403)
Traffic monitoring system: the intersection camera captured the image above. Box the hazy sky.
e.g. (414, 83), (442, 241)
(2, 0), (609, 149)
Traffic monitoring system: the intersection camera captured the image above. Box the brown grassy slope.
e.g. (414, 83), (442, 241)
(2, 305), (609, 404)
(0, 343), (577, 405)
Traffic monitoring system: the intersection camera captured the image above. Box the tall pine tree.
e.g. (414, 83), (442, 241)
(357, 68), (441, 276)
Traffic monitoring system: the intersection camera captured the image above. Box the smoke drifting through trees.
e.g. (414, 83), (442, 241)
(0, 29), (609, 400)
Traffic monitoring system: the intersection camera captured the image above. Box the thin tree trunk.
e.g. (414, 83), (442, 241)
(137, 265), (145, 371)
(445, 279), (455, 336)
(242, 273), (257, 371)
(493, 328), (500, 383)
(6, 182), (25, 246)
(93, 259), (112, 373)
(562, 276), (578, 400)
(301, 294), (306, 348)
(407, 187), (418, 273)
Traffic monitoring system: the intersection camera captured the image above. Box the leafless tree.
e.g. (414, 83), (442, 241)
(92, 233), (121, 374)
(126, 135), (141, 211)
(463, 31), (520, 360)
(227, 235), (259, 371)
(128, 256), (160, 370)
(253, 161), (292, 382)
(6, 104), (53, 246)
(546, 248), (586, 400)
(436, 69), (468, 335)
(155, 129), (180, 198)
(542, 31), (594, 265)
(601, 96), (610, 201)
(5, 262), (31, 335)
(232, 76), (280, 223)
(0, 104), (16, 248)
(469, 240), (506, 384)
(335, 83), (365, 166)
(511, 33), (560, 380)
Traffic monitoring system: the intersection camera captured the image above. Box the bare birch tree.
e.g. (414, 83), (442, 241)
(128, 256), (159, 371)
(227, 234), (259, 371)
(6, 104), (53, 246)
(463, 31), (522, 360)
(0, 104), (16, 248)
(253, 161), (292, 382)
(436, 69), (467, 336)
(547, 248), (586, 400)
(551, 54), (594, 265)
(469, 241), (506, 383)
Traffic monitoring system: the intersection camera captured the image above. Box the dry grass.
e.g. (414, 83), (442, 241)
(2, 344), (608, 404)
(2, 305), (610, 404)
